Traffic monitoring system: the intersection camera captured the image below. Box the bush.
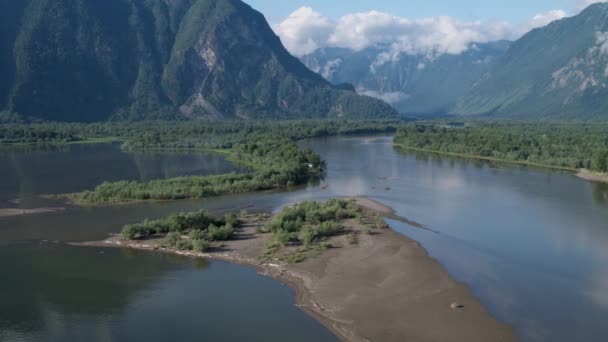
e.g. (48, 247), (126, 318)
(208, 224), (235, 241)
(122, 210), (238, 242)
(265, 199), (357, 246)
(192, 239), (210, 252)
(162, 232), (181, 248)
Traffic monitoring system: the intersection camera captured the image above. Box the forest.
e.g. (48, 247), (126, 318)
(0, 120), (399, 146)
(394, 123), (608, 172)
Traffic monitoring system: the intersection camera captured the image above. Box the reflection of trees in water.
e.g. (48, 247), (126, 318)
(0, 244), (203, 335)
(592, 183), (608, 205)
(129, 150), (244, 181)
(408, 149), (488, 170)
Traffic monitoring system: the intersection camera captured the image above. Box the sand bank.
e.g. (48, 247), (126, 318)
(0, 207), (65, 218)
(78, 197), (515, 342)
(577, 169), (608, 184)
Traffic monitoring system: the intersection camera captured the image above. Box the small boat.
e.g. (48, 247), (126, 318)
(321, 185), (329, 189)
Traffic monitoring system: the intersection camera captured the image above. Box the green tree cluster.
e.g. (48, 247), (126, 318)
(122, 210), (239, 253)
(394, 123), (608, 171)
(262, 199), (360, 248)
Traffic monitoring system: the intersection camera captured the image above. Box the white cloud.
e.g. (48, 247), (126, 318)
(274, 7), (571, 59)
(320, 58), (342, 79)
(524, 9), (567, 32)
(272, 7), (334, 56)
(330, 13), (512, 55)
(358, 89), (410, 104)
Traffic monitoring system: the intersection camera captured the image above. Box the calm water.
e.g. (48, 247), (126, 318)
(0, 143), (246, 208)
(2, 137), (608, 341)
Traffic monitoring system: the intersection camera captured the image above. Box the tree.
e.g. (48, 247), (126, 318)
(594, 150), (608, 172)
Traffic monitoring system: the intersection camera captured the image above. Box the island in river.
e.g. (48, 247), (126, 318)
(78, 197), (515, 342)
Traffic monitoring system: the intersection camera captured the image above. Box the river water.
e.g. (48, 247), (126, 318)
(1, 136), (608, 341)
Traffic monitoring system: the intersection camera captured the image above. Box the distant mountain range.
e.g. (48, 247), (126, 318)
(301, 41), (511, 115)
(301, 3), (608, 120)
(0, 0), (396, 122)
(3, 0), (608, 122)
(453, 3), (608, 120)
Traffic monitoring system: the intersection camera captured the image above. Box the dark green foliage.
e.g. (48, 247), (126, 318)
(73, 137), (324, 204)
(595, 150), (608, 172)
(394, 123), (608, 171)
(121, 210), (223, 239)
(0, 120), (399, 145)
(122, 209), (239, 253)
(264, 199), (360, 246)
(0, 0), (397, 121)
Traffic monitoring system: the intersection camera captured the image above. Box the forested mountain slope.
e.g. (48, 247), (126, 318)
(0, 0), (397, 122)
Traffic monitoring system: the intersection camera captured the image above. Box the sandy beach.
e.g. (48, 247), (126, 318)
(78, 197), (516, 342)
(577, 169), (608, 184)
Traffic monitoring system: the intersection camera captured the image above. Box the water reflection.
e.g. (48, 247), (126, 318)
(2, 136), (608, 342)
(0, 143), (246, 208)
(0, 243), (336, 342)
(592, 182), (608, 205)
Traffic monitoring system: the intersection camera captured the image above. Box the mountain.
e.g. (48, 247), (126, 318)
(0, 0), (397, 122)
(300, 41), (510, 115)
(454, 3), (608, 120)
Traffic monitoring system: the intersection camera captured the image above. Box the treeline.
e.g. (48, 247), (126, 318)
(394, 123), (608, 171)
(118, 120), (400, 150)
(0, 120), (400, 147)
(122, 210), (240, 252)
(0, 125), (83, 144)
(69, 137), (324, 204)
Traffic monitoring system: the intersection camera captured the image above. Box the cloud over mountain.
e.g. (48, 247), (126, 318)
(273, 7), (572, 57)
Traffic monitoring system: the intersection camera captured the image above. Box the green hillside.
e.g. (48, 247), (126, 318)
(0, 0), (397, 122)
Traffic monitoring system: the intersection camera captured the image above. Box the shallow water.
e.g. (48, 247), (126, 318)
(2, 137), (608, 341)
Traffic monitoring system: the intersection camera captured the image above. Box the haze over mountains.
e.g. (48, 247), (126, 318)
(0, 0), (396, 122)
(300, 41), (511, 115)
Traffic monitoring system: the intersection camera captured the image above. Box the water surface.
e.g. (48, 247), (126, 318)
(2, 136), (608, 341)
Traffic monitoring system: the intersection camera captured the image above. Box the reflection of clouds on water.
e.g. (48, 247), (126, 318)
(585, 270), (608, 308)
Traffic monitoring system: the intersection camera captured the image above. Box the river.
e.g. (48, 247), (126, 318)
(1, 136), (608, 341)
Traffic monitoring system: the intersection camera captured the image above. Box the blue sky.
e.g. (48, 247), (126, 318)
(246, 0), (582, 24)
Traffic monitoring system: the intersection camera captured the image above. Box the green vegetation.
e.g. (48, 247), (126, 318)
(1, 0), (397, 122)
(453, 3), (608, 120)
(394, 123), (608, 172)
(0, 120), (399, 146)
(260, 199), (377, 263)
(71, 137), (324, 204)
(122, 210), (239, 253)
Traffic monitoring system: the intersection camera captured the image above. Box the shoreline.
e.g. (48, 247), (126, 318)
(75, 197), (516, 342)
(0, 207), (65, 218)
(394, 143), (608, 185)
(576, 169), (608, 184)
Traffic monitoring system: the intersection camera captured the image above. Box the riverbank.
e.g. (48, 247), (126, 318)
(394, 143), (608, 185)
(77, 197), (515, 342)
(394, 143), (577, 172)
(577, 169), (608, 184)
